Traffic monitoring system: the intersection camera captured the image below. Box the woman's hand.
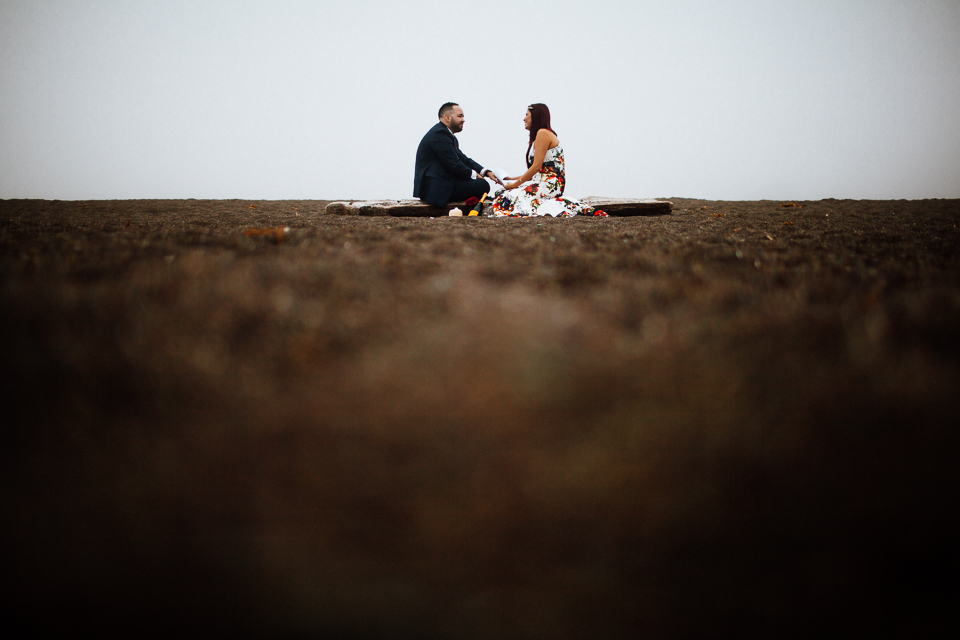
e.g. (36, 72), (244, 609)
(505, 180), (522, 190)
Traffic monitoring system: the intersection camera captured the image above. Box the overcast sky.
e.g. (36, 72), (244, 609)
(2, 0), (958, 201)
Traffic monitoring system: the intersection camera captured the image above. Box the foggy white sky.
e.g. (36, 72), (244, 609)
(1, 0), (958, 201)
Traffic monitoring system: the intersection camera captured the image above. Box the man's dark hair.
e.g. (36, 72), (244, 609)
(438, 102), (458, 119)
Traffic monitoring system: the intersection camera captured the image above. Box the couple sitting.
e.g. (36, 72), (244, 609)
(413, 102), (607, 218)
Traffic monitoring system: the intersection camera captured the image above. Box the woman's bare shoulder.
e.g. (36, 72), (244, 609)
(536, 128), (560, 146)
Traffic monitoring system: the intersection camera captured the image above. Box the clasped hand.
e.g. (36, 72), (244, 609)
(483, 170), (505, 187)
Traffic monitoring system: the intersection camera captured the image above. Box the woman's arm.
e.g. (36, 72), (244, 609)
(505, 130), (557, 189)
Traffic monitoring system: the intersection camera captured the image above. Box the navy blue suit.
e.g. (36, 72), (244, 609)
(413, 122), (490, 206)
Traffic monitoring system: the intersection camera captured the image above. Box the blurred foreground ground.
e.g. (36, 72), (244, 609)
(2, 198), (959, 637)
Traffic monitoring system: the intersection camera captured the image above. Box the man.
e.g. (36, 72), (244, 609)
(414, 102), (501, 206)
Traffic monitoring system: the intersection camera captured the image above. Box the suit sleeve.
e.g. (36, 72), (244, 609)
(456, 148), (484, 175)
(427, 131), (483, 178)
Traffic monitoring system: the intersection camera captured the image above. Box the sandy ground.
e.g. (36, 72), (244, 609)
(2, 197), (959, 636)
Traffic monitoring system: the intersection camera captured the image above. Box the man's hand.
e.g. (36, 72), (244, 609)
(484, 170), (504, 186)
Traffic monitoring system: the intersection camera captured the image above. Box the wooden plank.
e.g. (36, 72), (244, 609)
(579, 197), (673, 216)
(323, 200), (460, 217)
(323, 198), (672, 217)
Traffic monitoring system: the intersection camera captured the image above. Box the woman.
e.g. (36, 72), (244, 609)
(490, 104), (607, 218)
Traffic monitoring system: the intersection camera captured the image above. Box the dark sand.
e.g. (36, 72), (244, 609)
(2, 198), (959, 636)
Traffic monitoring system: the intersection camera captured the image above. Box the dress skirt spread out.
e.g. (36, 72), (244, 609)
(489, 145), (607, 218)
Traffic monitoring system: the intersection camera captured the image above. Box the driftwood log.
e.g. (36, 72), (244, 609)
(323, 198), (672, 217)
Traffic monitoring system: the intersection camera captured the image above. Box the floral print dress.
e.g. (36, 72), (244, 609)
(489, 145), (607, 217)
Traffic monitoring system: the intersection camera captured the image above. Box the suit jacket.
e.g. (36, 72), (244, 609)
(413, 122), (484, 206)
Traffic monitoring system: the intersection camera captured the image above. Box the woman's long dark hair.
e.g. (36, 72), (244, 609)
(526, 103), (555, 167)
